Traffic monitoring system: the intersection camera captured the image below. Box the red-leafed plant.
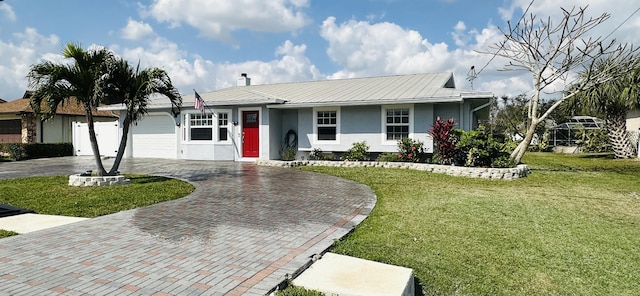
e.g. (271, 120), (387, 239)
(429, 116), (457, 165)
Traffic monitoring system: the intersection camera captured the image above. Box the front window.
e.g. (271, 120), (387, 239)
(317, 110), (337, 141)
(218, 112), (229, 141)
(385, 108), (410, 141)
(189, 113), (213, 141)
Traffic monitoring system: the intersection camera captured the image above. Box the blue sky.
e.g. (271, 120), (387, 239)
(1, 0), (639, 101)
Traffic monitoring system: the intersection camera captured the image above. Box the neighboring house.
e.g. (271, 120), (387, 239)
(0, 91), (117, 144)
(101, 72), (493, 161)
(627, 109), (640, 134)
(627, 109), (640, 153)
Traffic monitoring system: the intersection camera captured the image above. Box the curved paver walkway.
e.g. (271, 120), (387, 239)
(0, 157), (376, 295)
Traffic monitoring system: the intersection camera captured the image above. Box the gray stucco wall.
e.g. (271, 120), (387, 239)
(298, 108), (313, 150)
(434, 103), (462, 129)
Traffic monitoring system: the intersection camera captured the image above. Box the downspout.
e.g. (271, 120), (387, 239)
(459, 102), (465, 130)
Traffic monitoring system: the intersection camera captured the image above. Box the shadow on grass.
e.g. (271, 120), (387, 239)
(576, 153), (615, 159)
(127, 175), (171, 184)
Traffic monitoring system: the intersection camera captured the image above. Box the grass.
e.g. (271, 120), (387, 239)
(299, 153), (640, 296)
(0, 229), (19, 238)
(0, 174), (194, 238)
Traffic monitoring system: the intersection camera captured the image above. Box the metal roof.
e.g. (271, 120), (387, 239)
(103, 72), (493, 110)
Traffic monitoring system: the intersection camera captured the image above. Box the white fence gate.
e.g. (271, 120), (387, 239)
(72, 121), (120, 157)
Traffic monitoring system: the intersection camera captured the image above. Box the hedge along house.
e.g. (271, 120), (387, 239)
(0, 91), (117, 144)
(100, 72), (493, 161)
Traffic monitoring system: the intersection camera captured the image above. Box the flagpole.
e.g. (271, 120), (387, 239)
(193, 89), (216, 116)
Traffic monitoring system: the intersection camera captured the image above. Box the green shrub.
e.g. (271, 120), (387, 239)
(452, 126), (513, 168)
(24, 143), (74, 158)
(376, 152), (402, 162)
(309, 148), (326, 160)
(0, 143), (73, 161)
(281, 147), (297, 161)
(343, 141), (369, 161)
(281, 129), (298, 160)
(6, 143), (26, 160)
(397, 138), (428, 162)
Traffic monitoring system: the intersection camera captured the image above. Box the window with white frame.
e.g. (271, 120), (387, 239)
(188, 113), (213, 141)
(217, 112), (229, 142)
(314, 108), (339, 142)
(385, 107), (410, 141)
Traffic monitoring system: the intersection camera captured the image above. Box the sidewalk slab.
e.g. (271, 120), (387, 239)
(293, 252), (415, 296)
(0, 213), (88, 233)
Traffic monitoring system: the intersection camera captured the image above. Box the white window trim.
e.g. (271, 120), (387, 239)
(313, 107), (340, 145)
(182, 111), (215, 143)
(381, 104), (414, 145)
(216, 109), (232, 144)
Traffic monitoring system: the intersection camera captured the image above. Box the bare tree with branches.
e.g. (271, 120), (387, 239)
(482, 6), (640, 163)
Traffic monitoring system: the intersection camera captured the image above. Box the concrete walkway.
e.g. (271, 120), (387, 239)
(0, 157), (376, 295)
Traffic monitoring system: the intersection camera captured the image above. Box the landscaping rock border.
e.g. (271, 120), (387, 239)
(256, 160), (531, 180)
(68, 174), (130, 187)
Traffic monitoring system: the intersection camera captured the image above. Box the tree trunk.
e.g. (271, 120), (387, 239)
(606, 112), (635, 158)
(107, 117), (131, 176)
(510, 121), (538, 164)
(86, 110), (108, 176)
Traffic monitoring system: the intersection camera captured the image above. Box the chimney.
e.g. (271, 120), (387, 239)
(237, 73), (251, 86)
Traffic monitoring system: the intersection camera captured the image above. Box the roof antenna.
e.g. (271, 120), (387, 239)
(467, 65), (477, 90)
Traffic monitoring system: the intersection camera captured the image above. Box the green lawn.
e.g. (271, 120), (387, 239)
(300, 153), (640, 296)
(0, 175), (194, 238)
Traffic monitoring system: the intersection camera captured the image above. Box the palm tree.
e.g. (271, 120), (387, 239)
(568, 59), (640, 158)
(28, 43), (115, 175)
(28, 43), (182, 176)
(99, 57), (181, 175)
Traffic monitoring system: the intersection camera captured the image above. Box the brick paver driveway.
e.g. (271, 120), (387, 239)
(0, 157), (376, 295)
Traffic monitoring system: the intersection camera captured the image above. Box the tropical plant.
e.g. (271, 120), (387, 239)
(429, 116), (456, 165)
(566, 60), (640, 158)
(28, 43), (114, 175)
(28, 43), (182, 176)
(99, 57), (181, 174)
(343, 141), (369, 161)
(574, 125), (612, 153)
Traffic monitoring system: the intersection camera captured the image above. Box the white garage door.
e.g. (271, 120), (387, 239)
(132, 114), (176, 159)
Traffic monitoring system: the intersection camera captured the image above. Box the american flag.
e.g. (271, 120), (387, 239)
(194, 90), (205, 113)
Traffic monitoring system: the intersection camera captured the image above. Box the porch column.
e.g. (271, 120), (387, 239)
(21, 113), (37, 143)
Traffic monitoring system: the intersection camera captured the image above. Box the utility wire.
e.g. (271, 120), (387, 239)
(603, 6), (640, 41)
(475, 0), (535, 77)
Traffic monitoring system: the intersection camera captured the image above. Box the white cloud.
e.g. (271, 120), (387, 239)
(0, 28), (59, 101)
(118, 37), (321, 95)
(321, 17), (448, 78)
(121, 18), (155, 40)
(214, 40), (322, 89)
(0, 3), (16, 22)
(143, 0), (311, 41)
(500, 0), (640, 45)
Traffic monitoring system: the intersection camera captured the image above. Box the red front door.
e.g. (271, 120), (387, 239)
(242, 111), (259, 157)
